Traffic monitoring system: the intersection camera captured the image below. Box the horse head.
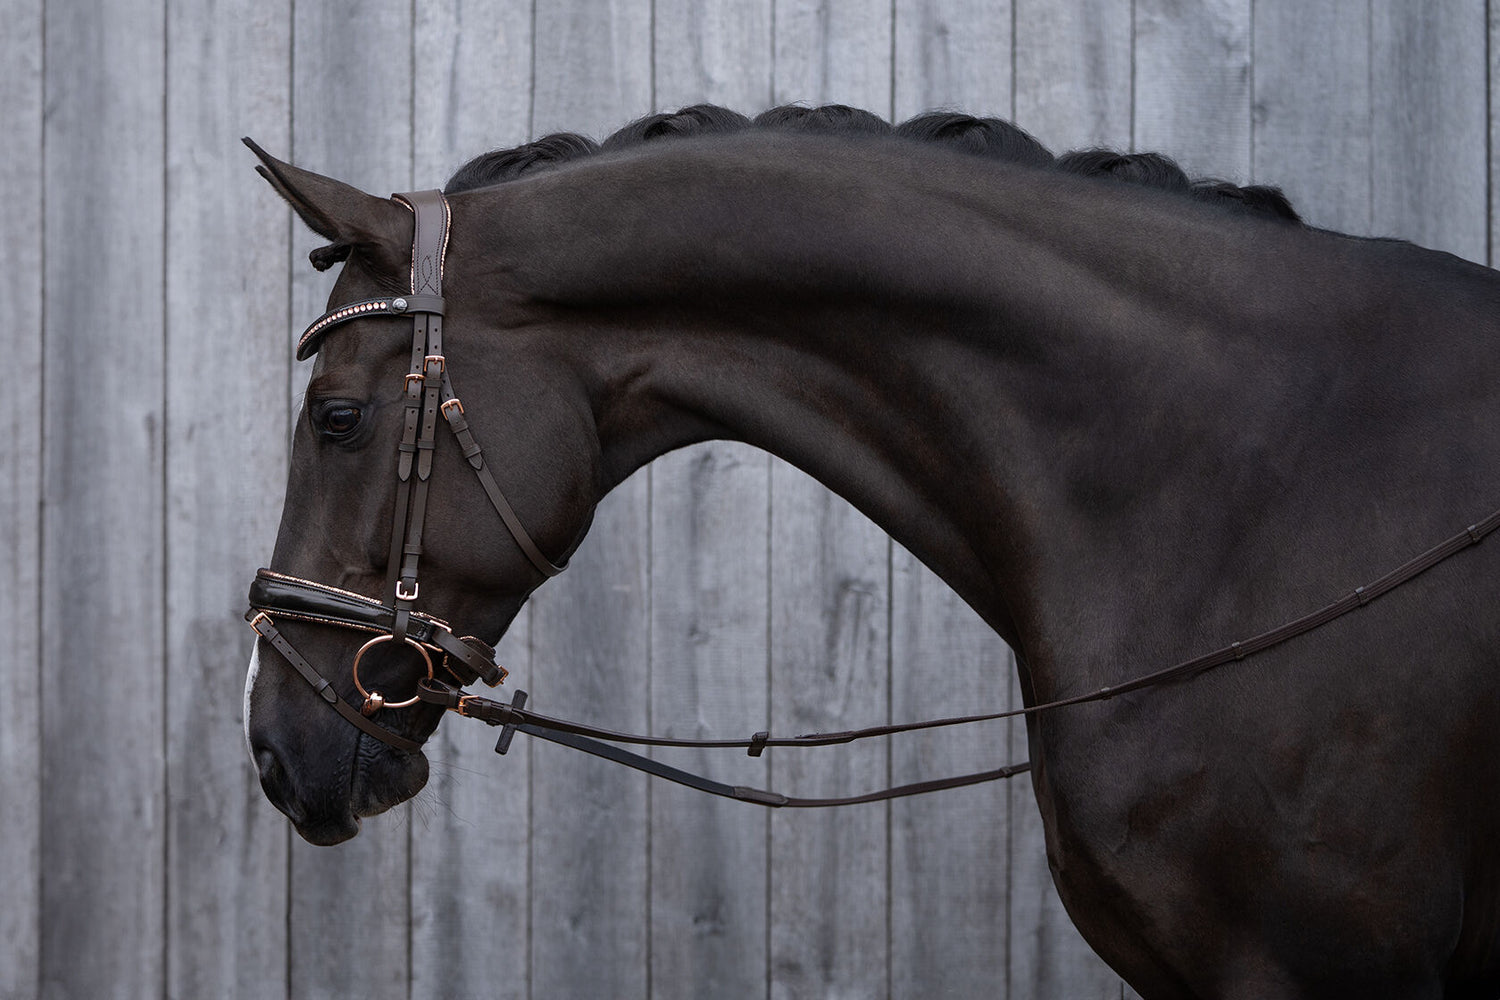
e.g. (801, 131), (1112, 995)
(242, 143), (597, 845)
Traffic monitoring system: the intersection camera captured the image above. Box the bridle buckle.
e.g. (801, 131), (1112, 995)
(395, 580), (419, 601)
(249, 611), (273, 638)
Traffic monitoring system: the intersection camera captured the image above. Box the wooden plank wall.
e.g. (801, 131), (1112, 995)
(0, 1), (1490, 997)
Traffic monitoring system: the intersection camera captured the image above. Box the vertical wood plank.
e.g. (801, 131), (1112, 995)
(527, 512), (651, 999)
(767, 9), (894, 998)
(527, 4), (653, 997)
(768, 474), (892, 1000)
(1010, 2), (1135, 996)
(287, 4), (414, 997)
(647, 446), (771, 996)
(532, 0), (654, 140)
(409, 3), (535, 997)
(164, 2), (292, 998)
(0, 0), (42, 995)
(40, 0), (166, 996)
(650, 5), (774, 997)
(889, 6), (1018, 994)
(1371, 0), (1487, 262)
(1133, 0), (1251, 179)
(771, 0), (894, 110)
(1013, 0), (1133, 153)
(1251, 0), (1372, 235)
(889, 549), (1016, 998)
(1493, 0), (1500, 268)
(893, 0), (1013, 121)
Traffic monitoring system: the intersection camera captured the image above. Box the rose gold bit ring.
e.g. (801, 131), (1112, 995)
(351, 633), (435, 711)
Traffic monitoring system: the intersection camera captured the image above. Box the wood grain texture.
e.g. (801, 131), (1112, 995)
(1371, 0), (1488, 262)
(647, 443), (771, 997)
(1251, 0), (1372, 235)
(526, 493), (651, 998)
(889, 550), (1016, 998)
(1133, 0), (1251, 179)
(526, 5), (653, 996)
(0, 0), (42, 995)
(1013, 0), (1133, 153)
(649, 7), (775, 997)
(772, 0), (894, 112)
(286, 4), (414, 996)
(769, 469), (892, 1000)
(40, 0), (166, 995)
(409, 3), (534, 996)
(893, 0), (1013, 121)
(532, 0), (653, 140)
(164, 2), (292, 997)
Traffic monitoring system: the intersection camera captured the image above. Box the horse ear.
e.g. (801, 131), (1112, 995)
(243, 137), (409, 274)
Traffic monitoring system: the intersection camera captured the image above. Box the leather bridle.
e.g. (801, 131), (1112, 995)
(247, 187), (1500, 807)
(247, 190), (562, 752)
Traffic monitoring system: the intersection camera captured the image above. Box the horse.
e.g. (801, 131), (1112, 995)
(240, 106), (1500, 998)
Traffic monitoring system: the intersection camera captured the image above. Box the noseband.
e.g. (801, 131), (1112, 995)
(247, 190), (563, 751)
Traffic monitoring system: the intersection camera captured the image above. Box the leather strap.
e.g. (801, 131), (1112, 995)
(249, 570), (505, 687)
(249, 610), (423, 752)
(415, 680), (1029, 807)
(439, 375), (567, 577)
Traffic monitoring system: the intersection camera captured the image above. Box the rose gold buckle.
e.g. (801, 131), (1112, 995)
(395, 580), (419, 601)
(249, 611), (273, 637)
(404, 373), (425, 391)
(423, 354), (446, 374)
(441, 397), (464, 417)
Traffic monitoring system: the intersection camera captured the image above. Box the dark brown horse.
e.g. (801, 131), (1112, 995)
(242, 110), (1500, 998)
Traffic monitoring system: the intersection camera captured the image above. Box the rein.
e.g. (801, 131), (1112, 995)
(248, 189), (1500, 807)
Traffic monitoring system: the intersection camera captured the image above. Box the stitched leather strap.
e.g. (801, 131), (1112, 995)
(249, 610), (423, 752)
(416, 680), (1030, 807)
(249, 570), (505, 686)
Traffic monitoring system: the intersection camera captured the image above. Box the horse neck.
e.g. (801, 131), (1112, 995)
(462, 137), (1459, 682)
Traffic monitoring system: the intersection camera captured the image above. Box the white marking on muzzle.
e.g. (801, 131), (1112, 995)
(244, 641), (261, 759)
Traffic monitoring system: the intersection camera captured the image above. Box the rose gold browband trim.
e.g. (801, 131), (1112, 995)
(296, 293), (446, 361)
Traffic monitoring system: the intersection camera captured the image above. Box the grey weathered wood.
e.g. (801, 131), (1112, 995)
(650, 5), (774, 996)
(527, 5), (653, 997)
(0, 0), (41, 996)
(893, 0), (1013, 121)
(408, 4), (535, 996)
(1251, 0), (1372, 235)
(40, 0), (167, 996)
(526, 499), (651, 998)
(286, 4), (414, 996)
(772, 0), (894, 112)
(1371, 0), (1487, 263)
(889, 550), (1016, 998)
(769, 469), (892, 1000)
(767, 8), (895, 997)
(647, 442), (771, 996)
(1013, 0), (1133, 153)
(1133, 0), (1251, 179)
(1009, 3), (1135, 996)
(1494, 0), (1500, 268)
(163, 1), (292, 997)
(532, 0), (654, 141)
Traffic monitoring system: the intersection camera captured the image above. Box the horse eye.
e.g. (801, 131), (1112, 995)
(315, 402), (363, 438)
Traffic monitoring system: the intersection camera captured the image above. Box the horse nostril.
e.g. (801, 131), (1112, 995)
(252, 744), (303, 824)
